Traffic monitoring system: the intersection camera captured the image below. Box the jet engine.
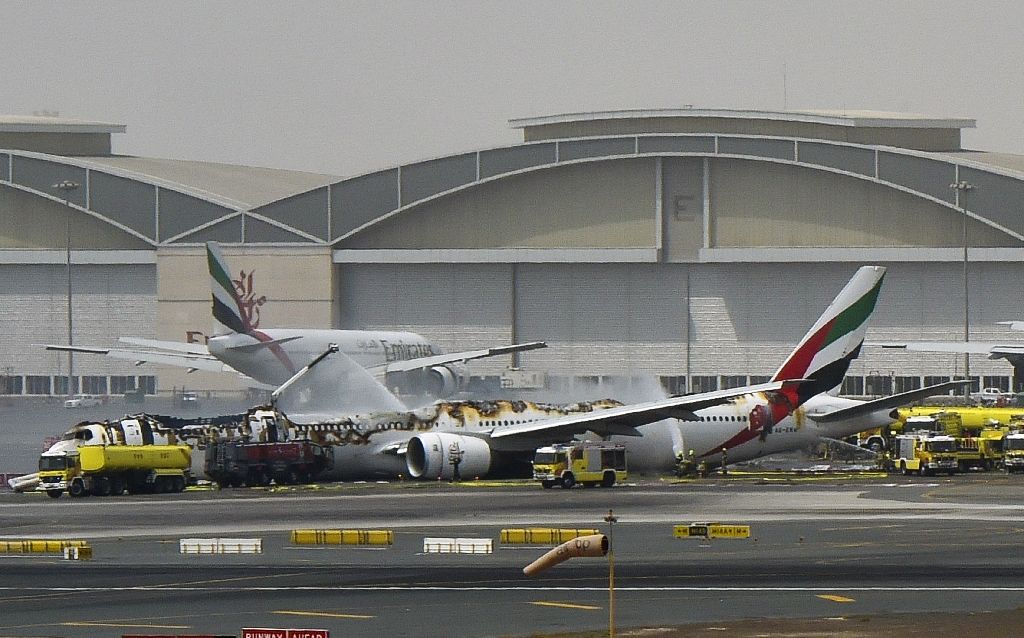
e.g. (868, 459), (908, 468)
(386, 363), (465, 398)
(426, 365), (460, 397)
(406, 432), (492, 480)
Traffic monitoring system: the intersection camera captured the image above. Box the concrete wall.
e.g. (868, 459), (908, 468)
(337, 160), (657, 249)
(709, 160), (1019, 248)
(0, 186), (151, 249)
(0, 132), (111, 155)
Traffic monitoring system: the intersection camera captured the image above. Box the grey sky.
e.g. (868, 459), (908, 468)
(4, 0), (1022, 177)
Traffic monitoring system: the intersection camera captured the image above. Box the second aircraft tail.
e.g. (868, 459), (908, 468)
(207, 241), (251, 336)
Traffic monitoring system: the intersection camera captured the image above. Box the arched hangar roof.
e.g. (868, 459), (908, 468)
(2, 109), (1023, 259)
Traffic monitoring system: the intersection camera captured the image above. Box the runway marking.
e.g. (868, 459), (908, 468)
(7, 585), (1024, 593)
(822, 524), (904, 531)
(530, 601), (602, 610)
(817, 594), (856, 603)
(149, 571), (306, 588)
(275, 610), (374, 620)
(61, 621), (191, 629)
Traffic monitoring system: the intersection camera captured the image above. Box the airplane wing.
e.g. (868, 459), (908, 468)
(490, 380), (799, 441)
(368, 341), (548, 374)
(118, 337), (211, 356)
(870, 341), (1024, 358)
(43, 343), (232, 373)
(806, 380), (972, 424)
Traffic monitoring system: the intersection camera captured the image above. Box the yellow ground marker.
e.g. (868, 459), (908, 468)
(530, 601), (602, 610)
(275, 610), (375, 619)
(817, 594), (856, 603)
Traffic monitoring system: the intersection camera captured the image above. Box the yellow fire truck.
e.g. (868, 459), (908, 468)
(532, 441), (627, 489)
(1003, 432), (1024, 473)
(892, 433), (958, 476)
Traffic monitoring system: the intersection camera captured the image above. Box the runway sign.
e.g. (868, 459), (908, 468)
(242, 629), (329, 638)
(673, 523), (751, 539)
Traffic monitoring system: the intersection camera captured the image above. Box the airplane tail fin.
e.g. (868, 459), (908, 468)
(770, 266), (886, 410)
(207, 241), (250, 336)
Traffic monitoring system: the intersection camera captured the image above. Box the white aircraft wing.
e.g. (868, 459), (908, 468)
(43, 343), (232, 373)
(118, 337), (211, 356)
(490, 380), (797, 441)
(807, 380), (972, 424)
(368, 341), (547, 374)
(871, 341), (1024, 357)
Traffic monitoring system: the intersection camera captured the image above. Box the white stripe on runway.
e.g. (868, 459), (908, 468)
(3, 585), (1024, 592)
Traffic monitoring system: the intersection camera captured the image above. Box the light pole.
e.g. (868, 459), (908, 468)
(52, 179), (80, 399)
(604, 509), (618, 638)
(950, 180), (974, 396)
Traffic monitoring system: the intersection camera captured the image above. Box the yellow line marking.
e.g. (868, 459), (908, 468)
(275, 610), (375, 619)
(62, 622), (191, 628)
(817, 594), (856, 603)
(530, 601), (602, 610)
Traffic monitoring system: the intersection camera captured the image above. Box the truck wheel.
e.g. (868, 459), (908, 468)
(46, 489), (62, 499)
(900, 461), (909, 476)
(561, 473), (576, 489)
(601, 472), (616, 487)
(172, 476), (186, 492)
(541, 480), (554, 489)
(109, 477), (125, 496)
(91, 477), (111, 497)
(69, 480), (87, 497)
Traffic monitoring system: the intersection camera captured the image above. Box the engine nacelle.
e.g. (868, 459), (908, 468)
(406, 432), (492, 479)
(427, 365), (460, 397)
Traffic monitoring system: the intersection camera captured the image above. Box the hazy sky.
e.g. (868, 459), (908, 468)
(4, 1), (1022, 177)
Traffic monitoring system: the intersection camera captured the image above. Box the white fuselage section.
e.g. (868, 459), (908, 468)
(207, 329), (436, 386)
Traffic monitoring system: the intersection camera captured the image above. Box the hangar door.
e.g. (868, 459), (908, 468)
(0, 263), (157, 379)
(336, 263), (515, 375)
(515, 264), (688, 375)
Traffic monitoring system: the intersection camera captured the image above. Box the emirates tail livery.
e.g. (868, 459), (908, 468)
(46, 241), (544, 396)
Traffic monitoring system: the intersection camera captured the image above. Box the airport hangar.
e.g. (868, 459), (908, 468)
(2, 108), (1024, 400)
